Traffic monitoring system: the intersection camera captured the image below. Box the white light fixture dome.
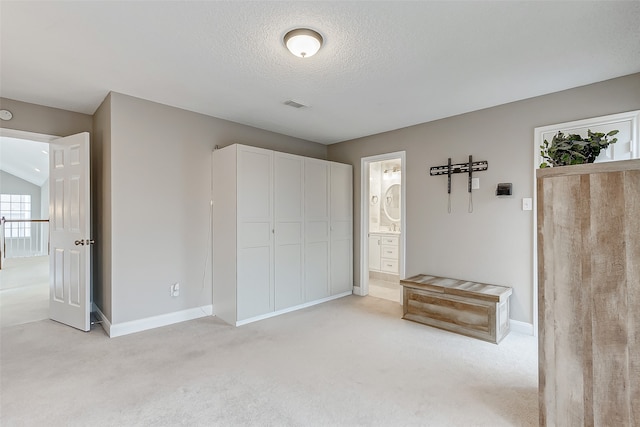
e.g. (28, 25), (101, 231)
(284, 28), (323, 58)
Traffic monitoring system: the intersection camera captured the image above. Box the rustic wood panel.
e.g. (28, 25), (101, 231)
(401, 274), (511, 302)
(406, 290), (489, 331)
(400, 275), (511, 344)
(590, 171), (630, 426)
(625, 171), (640, 426)
(537, 159), (640, 427)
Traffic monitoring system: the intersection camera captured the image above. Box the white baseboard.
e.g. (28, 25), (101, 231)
(93, 304), (112, 337)
(236, 291), (352, 326)
(98, 305), (213, 338)
(352, 286), (364, 296)
(510, 319), (535, 336)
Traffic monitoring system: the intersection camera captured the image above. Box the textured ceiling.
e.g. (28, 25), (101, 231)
(1, 1), (639, 145)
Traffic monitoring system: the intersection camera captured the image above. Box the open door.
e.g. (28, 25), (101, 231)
(49, 132), (91, 331)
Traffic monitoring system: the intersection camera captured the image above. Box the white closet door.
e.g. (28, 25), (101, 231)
(274, 153), (304, 310)
(237, 146), (274, 320)
(330, 162), (353, 295)
(304, 158), (330, 301)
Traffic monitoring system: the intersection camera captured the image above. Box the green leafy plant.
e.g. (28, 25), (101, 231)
(539, 129), (619, 168)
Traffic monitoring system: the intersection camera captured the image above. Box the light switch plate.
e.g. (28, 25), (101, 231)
(471, 177), (480, 190)
(522, 198), (533, 211)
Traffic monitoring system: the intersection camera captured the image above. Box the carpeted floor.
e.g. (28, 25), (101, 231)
(368, 278), (401, 303)
(1, 293), (538, 426)
(0, 256), (49, 327)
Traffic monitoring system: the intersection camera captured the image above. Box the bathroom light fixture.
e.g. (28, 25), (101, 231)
(284, 28), (323, 58)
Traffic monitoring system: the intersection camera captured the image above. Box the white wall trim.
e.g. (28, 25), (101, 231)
(102, 305), (213, 338)
(235, 291), (352, 326)
(0, 128), (60, 142)
(352, 286), (363, 296)
(510, 319), (534, 336)
(93, 304), (112, 337)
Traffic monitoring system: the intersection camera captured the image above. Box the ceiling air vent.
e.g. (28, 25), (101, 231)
(284, 100), (307, 109)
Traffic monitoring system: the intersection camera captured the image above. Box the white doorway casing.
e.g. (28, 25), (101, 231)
(356, 151), (406, 297)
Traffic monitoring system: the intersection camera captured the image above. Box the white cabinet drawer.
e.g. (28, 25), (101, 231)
(381, 245), (398, 260)
(381, 236), (398, 245)
(381, 259), (398, 273)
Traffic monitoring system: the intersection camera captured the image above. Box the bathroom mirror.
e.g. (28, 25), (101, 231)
(383, 184), (401, 222)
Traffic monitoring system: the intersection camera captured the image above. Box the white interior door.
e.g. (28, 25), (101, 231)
(49, 132), (91, 331)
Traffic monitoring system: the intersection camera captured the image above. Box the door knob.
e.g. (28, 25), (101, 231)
(75, 239), (85, 246)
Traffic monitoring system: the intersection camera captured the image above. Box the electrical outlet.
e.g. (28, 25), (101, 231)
(522, 198), (533, 211)
(170, 283), (180, 297)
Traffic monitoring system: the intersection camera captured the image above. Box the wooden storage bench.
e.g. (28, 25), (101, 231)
(400, 274), (512, 344)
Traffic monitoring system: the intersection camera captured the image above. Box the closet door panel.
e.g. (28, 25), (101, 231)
(306, 221), (329, 241)
(237, 146), (274, 319)
(238, 148), (272, 219)
(304, 159), (330, 301)
(305, 160), (330, 217)
(305, 241), (330, 301)
(274, 153), (304, 310)
(239, 222), (271, 247)
(275, 243), (303, 310)
(330, 162), (352, 219)
(330, 239), (352, 295)
(275, 154), (304, 218)
(237, 247), (272, 320)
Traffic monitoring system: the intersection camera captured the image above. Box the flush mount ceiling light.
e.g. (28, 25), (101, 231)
(284, 28), (323, 58)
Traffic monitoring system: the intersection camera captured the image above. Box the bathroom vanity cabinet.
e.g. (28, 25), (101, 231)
(368, 233), (399, 274)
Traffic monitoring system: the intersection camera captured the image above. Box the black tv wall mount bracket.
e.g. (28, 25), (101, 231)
(430, 156), (488, 213)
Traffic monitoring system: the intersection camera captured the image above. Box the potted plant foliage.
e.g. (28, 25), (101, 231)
(539, 129), (618, 168)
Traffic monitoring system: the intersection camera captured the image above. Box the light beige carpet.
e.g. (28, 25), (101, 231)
(1, 295), (538, 426)
(0, 256), (49, 327)
(368, 278), (401, 303)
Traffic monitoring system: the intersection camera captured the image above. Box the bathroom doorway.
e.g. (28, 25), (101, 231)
(359, 152), (406, 303)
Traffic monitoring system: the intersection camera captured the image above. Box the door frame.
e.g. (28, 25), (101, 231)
(0, 128), (59, 143)
(357, 151), (406, 298)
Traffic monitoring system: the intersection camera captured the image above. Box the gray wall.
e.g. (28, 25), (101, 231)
(327, 73), (640, 325)
(0, 170), (42, 219)
(6, 72), (638, 328)
(104, 92), (326, 324)
(1, 92), (325, 326)
(92, 94), (112, 320)
(0, 97), (93, 137)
